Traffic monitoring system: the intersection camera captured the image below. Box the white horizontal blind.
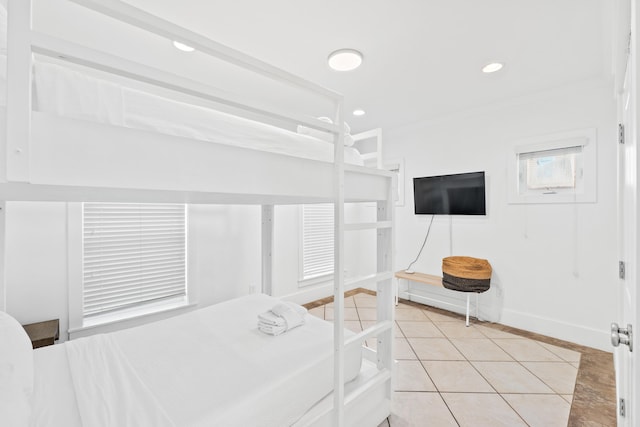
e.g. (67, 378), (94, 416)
(302, 204), (334, 280)
(82, 203), (186, 318)
(521, 146), (580, 190)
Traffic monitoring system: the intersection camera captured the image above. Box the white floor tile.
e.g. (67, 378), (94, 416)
(397, 321), (444, 338)
(422, 310), (461, 322)
(325, 307), (360, 321)
(395, 360), (436, 391)
(441, 393), (528, 427)
(493, 339), (563, 362)
(434, 322), (487, 338)
(502, 393), (571, 427)
(394, 338), (417, 360)
(450, 338), (514, 361)
(308, 296), (582, 426)
(474, 324), (523, 339)
(471, 361), (554, 393)
(408, 338), (465, 361)
(390, 392), (458, 426)
(521, 361), (579, 394)
(421, 360), (494, 392)
(394, 308), (430, 321)
(538, 341), (582, 363)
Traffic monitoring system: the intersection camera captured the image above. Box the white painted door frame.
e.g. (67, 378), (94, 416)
(615, 1), (638, 424)
(0, 202), (5, 312)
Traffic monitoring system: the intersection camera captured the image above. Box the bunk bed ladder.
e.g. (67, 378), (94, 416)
(375, 184), (395, 408)
(332, 105), (347, 427)
(339, 182), (395, 424)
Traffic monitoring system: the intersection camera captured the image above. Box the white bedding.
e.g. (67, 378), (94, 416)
(31, 345), (82, 427)
(0, 54), (364, 166)
(1, 2), (366, 166)
(31, 294), (363, 427)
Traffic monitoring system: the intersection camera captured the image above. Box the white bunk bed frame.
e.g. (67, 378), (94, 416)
(0, 1), (395, 426)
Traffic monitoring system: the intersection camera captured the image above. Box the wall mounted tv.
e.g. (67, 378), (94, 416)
(413, 171), (486, 215)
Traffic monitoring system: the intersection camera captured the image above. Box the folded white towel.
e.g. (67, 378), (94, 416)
(271, 302), (305, 330)
(272, 301), (307, 317)
(257, 321), (286, 336)
(258, 301), (308, 336)
(258, 311), (285, 327)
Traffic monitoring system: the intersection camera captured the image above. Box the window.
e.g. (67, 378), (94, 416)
(519, 146), (581, 193)
(81, 203), (187, 323)
(507, 128), (596, 204)
(300, 204), (334, 284)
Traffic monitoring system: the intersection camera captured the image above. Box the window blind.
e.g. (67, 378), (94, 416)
(520, 147), (582, 189)
(519, 145), (581, 192)
(301, 204), (334, 280)
(82, 203), (186, 318)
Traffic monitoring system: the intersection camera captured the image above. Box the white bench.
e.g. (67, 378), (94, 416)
(394, 270), (478, 326)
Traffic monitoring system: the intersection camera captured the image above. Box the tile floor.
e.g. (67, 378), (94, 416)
(308, 292), (582, 427)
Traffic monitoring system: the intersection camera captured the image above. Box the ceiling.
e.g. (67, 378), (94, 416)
(118, 1), (612, 133)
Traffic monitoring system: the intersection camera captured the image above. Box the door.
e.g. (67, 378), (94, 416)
(616, 3), (638, 424)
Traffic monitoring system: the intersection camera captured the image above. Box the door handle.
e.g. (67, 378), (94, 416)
(611, 323), (633, 352)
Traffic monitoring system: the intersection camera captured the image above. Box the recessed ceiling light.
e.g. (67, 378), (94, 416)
(173, 41), (195, 52)
(328, 49), (363, 71)
(482, 62), (503, 73)
(353, 109), (366, 117)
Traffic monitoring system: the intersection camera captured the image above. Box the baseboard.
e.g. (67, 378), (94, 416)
(500, 308), (611, 352)
(398, 287), (498, 323)
(399, 287), (610, 352)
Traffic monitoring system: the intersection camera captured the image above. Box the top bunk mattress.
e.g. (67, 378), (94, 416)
(30, 293), (363, 427)
(0, 53), (363, 167)
(29, 60), (363, 165)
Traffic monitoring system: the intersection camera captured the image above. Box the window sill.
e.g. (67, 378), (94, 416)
(69, 297), (196, 335)
(298, 273), (334, 288)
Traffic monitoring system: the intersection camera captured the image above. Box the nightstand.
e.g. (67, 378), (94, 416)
(22, 319), (60, 349)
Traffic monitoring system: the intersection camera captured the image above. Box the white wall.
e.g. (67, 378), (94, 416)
(4, 202), (261, 341)
(272, 203), (377, 304)
(386, 80), (617, 351)
(4, 201), (371, 340)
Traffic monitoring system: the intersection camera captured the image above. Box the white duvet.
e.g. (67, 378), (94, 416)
(32, 294), (362, 427)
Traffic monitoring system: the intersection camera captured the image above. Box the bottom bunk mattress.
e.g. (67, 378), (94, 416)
(29, 294), (363, 427)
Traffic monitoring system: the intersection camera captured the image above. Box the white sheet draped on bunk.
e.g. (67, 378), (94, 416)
(0, 41), (364, 167)
(28, 59), (365, 165)
(34, 294), (362, 427)
(0, 0), (364, 165)
(66, 334), (175, 427)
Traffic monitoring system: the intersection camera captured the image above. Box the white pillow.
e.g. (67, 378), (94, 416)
(0, 311), (34, 426)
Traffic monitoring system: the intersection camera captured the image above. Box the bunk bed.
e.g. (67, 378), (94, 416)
(0, 1), (395, 426)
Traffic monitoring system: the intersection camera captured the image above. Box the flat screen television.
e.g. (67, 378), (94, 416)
(413, 171), (486, 215)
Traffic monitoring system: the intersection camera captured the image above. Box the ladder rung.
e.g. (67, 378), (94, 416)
(345, 320), (392, 348)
